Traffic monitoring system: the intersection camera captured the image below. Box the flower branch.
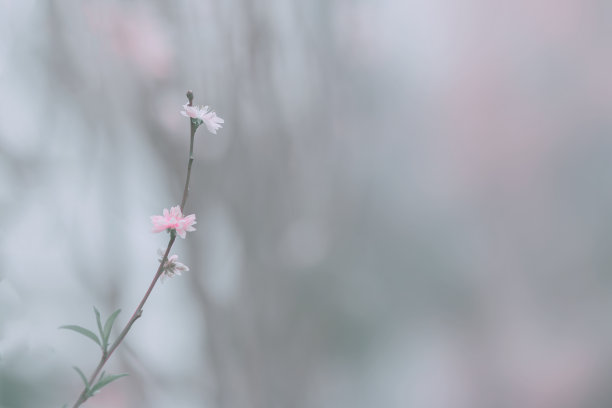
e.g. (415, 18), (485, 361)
(62, 90), (223, 407)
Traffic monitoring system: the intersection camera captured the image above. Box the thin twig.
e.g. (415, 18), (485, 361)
(180, 90), (196, 212)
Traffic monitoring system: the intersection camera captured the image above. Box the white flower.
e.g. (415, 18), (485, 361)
(201, 108), (224, 134)
(180, 103), (224, 134)
(157, 248), (189, 282)
(180, 104), (205, 119)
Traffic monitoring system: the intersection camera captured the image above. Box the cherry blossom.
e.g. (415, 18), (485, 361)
(180, 103), (224, 134)
(157, 248), (189, 281)
(150, 206), (196, 239)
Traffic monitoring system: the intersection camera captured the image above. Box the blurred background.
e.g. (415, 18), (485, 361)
(2, 0), (612, 407)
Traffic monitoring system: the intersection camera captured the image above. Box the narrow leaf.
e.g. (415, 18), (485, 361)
(93, 307), (104, 346)
(103, 309), (121, 344)
(60, 325), (102, 348)
(90, 373), (129, 394)
(73, 366), (89, 389)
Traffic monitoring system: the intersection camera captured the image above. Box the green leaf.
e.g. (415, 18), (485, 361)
(60, 325), (102, 348)
(73, 366), (89, 390)
(103, 309), (121, 344)
(90, 372), (129, 394)
(93, 307), (104, 347)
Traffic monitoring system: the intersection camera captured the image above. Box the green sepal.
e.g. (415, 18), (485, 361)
(191, 117), (203, 129)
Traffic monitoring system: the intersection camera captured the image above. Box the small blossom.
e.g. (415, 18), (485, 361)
(150, 205), (196, 239)
(201, 108), (224, 134)
(158, 248), (189, 282)
(180, 104), (205, 119)
(180, 103), (224, 134)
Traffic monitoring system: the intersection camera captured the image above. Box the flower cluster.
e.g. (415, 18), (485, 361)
(150, 206), (196, 239)
(180, 103), (224, 134)
(158, 248), (189, 282)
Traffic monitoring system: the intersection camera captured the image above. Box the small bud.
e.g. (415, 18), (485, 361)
(186, 90), (194, 106)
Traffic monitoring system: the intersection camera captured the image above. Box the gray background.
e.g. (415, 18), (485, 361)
(2, 1), (612, 407)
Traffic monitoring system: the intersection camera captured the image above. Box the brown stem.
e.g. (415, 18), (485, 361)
(180, 94), (196, 213)
(71, 90), (198, 407)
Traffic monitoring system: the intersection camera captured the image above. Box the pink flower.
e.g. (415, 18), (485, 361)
(150, 206), (196, 239)
(158, 248), (189, 282)
(180, 103), (225, 134)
